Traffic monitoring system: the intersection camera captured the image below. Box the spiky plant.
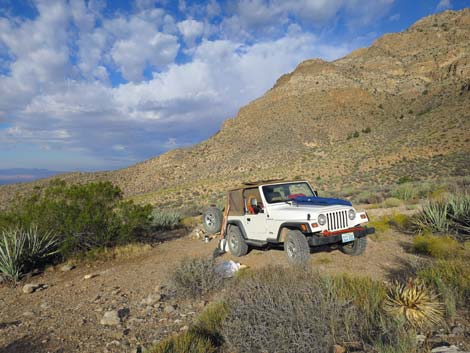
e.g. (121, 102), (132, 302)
(384, 278), (444, 329)
(412, 201), (449, 234)
(0, 226), (59, 281)
(447, 194), (470, 240)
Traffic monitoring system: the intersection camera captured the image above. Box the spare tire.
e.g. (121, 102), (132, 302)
(202, 206), (223, 234)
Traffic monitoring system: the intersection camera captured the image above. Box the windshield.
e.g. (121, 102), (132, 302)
(262, 182), (315, 204)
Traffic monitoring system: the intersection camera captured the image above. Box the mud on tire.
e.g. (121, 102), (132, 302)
(284, 229), (310, 265)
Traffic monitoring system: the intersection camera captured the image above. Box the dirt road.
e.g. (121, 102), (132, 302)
(0, 226), (417, 353)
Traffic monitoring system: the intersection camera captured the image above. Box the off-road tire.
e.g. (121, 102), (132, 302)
(284, 229), (310, 265)
(227, 225), (248, 257)
(202, 207), (223, 234)
(340, 236), (367, 256)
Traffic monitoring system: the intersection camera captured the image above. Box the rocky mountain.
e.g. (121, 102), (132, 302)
(1, 9), (469, 209)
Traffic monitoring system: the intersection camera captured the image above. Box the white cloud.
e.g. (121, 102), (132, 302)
(0, 0), (374, 169)
(436, 0), (452, 10)
(177, 19), (204, 46)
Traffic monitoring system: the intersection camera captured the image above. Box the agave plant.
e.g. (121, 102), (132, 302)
(447, 194), (470, 240)
(0, 226), (59, 281)
(384, 278), (444, 329)
(412, 201), (449, 234)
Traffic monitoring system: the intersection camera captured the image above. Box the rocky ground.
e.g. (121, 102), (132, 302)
(0, 208), (469, 353)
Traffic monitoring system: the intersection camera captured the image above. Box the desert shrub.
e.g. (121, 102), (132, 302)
(0, 226), (59, 281)
(392, 183), (417, 201)
(222, 267), (358, 353)
(191, 302), (229, 346)
(412, 194), (470, 239)
(382, 197), (402, 208)
(149, 209), (181, 230)
(388, 213), (411, 232)
(0, 180), (152, 257)
(369, 216), (391, 233)
(147, 331), (216, 353)
(222, 267), (411, 353)
(384, 279), (444, 329)
(417, 259), (470, 317)
(168, 257), (222, 298)
(412, 200), (449, 234)
(412, 234), (460, 258)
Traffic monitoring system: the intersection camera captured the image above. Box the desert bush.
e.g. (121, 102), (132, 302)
(412, 194), (470, 239)
(222, 266), (411, 353)
(147, 331), (216, 353)
(149, 209), (181, 230)
(191, 302), (229, 346)
(392, 183), (417, 201)
(0, 226), (59, 281)
(384, 279), (444, 329)
(382, 197), (402, 208)
(417, 259), (470, 317)
(0, 180), (152, 257)
(168, 257), (222, 298)
(412, 234), (460, 259)
(222, 267), (358, 353)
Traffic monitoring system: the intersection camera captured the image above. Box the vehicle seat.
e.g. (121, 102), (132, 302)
(269, 191), (282, 202)
(246, 196), (256, 214)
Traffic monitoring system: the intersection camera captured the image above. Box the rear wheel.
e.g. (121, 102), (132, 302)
(340, 236), (367, 256)
(227, 226), (248, 257)
(202, 207), (223, 234)
(284, 229), (310, 265)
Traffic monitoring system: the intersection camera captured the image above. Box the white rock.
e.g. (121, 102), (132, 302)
(22, 284), (40, 294)
(60, 264), (75, 272)
(84, 273), (98, 280)
(431, 346), (460, 353)
(100, 311), (121, 326)
(141, 294), (161, 306)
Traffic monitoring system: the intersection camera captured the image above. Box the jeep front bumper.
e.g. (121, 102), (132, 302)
(307, 226), (375, 247)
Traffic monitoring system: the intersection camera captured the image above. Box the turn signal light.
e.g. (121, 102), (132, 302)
(360, 214), (367, 219)
(310, 223), (318, 228)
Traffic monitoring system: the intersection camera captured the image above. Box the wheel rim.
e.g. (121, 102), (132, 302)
(229, 233), (239, 250)
(286, 238), (296, 258)
(205, 213), (215, 227)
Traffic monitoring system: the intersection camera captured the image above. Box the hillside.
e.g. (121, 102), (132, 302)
(1, 9), (469, 209)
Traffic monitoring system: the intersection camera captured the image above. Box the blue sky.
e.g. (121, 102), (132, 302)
(0, 0), (468, 171)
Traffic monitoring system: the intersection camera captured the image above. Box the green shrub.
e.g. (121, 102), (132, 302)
(222, 267), (412, 353)
(0, 226), (59, 281)
(0, 180), (152, 257)
(417, 259), (470, 318)
(412, 234), (460, 259)
(410, 193), (469, 240)
(147, 331), (216, 353)
(168, 257), (222, 298)
(191, 302), (229, 346)
(149, 209), (181, 230)
(412, 200), (449, 234)
(382, 197), (402, 208)
(392, 183), (417, 201)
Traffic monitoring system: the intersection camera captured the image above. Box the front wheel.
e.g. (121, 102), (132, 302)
(284, 229), (310, 265)
(340, 236), (367, 256)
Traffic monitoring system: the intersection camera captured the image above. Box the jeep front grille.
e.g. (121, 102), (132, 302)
(326, 210), (349, 231)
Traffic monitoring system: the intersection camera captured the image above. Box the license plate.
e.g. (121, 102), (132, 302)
(341, 232), (355, 243)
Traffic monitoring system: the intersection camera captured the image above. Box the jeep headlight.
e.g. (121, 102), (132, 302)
(348, 209), (356, 220)
(318, 214), (326, 226)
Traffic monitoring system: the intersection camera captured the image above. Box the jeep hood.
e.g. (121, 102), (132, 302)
(267, 203), (354, 221)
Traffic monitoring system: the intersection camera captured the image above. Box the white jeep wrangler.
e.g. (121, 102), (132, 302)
(203, 180), (375, 265)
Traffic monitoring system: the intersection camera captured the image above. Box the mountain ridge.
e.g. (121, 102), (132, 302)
(1, 9), (469, 209)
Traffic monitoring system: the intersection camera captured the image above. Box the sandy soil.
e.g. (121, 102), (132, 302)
(0, 222), (428, 353)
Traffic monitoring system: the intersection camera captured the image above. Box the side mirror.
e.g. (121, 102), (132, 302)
(314, 190), (319, 197)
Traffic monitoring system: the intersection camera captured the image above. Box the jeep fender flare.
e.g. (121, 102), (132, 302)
(277, 222), (309, 242)
(226, 220), (248, 239)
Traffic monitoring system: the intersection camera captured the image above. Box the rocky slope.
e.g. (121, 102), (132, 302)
(1, 9), (469, 208)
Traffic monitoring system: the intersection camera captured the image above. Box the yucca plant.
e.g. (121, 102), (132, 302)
(0, 226), (59, 281)
(412, 201), (449, 234)
(384, 278), (444, 329)
(149, 209), (181, 230)
(447, 194), (470, 240)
